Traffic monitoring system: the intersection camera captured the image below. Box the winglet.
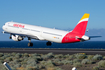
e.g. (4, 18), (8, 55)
(79, 13), (90, 22)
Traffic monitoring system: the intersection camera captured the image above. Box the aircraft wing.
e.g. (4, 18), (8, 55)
(2, 31), (41, 40)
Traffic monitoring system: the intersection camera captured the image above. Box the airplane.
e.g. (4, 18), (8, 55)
(2, 13), (92, 47)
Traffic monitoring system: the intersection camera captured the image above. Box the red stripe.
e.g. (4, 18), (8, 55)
(62, 32), (83, 43)
(62, 21), (88, 43)
(72, 21), (88, 35)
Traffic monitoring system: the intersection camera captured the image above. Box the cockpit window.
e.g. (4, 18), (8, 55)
(4, 22), (9, 25)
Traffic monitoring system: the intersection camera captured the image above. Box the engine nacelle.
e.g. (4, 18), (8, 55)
(81, 35), (90, 41)
(12, 35), (24, 41)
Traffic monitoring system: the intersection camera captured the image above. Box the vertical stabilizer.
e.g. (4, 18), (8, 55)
(72, 13), (90, 35)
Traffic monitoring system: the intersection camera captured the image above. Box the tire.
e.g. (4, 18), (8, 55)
(9, 37), (12, 39)
(46, 41), (52, 46)
(28, 42), (33, 47)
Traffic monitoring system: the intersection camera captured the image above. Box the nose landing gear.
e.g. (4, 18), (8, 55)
(28, 42), (33, 47)
(9, 34), (12, 39)
(28, 37), (33, 47)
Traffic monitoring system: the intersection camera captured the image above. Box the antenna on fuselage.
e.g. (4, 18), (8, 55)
(86, 29), (89, 32)
(11, 20), (13, 22)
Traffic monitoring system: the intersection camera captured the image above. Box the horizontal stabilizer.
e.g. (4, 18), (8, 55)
(89, 36), (102, 38)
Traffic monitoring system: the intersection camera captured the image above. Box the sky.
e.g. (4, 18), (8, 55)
(0, 0), (105, 29)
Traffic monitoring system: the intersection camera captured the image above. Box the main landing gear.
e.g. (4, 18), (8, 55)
(28, 39), (52, 47)
(28, 37), (33, 47)
(46, 41), (52, 46)
(9, 34), (12, 39)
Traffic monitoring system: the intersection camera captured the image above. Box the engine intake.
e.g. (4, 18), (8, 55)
(81, 35), (90, 41)
(12, 35), (24, 41)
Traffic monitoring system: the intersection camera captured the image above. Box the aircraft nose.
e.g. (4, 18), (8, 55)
(2, 25), (5, 30)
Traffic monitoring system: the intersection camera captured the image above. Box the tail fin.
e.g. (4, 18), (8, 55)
(72, 13), (90, 35)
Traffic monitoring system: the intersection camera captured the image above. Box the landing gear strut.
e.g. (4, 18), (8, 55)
(46, 41), (52, 46)
(9, 34), (12, 39)
(28, 37), (33, 47)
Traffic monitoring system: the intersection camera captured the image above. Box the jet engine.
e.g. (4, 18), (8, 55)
(12, 35), (24, 41)
(81, 35), (90, 41)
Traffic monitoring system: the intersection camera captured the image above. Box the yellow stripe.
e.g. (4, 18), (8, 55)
(80, 13), (90, 21)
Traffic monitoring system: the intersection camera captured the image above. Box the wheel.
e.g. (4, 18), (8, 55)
(28, 43), (33, 47)
(9, 37), (12, 39)
(28, 42), (33, 47)
(46, 41), (52, 46)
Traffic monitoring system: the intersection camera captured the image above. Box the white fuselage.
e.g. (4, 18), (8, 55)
(2, 13), (91, 47)
(2, 22), (69, 43)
